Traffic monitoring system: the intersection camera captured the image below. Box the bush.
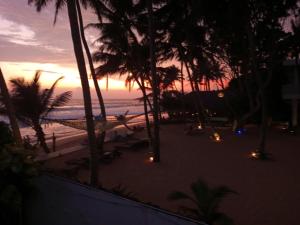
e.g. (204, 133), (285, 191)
(0, 122), (38, 225)
(0, 121), (14, 148)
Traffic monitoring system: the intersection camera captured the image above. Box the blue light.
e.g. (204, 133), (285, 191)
(235, 128), (246, 136)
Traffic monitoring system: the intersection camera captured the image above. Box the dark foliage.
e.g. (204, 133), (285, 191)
(168, 179), (237, 225)
(0, 122), (38, 225)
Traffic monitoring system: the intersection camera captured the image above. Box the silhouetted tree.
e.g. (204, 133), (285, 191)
(7, 71), (71, 153)
(28, 0), (101, 185)
(0, 68), (22, 145)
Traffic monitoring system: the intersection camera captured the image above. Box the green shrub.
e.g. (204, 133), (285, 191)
(0, 121), (14, 148)
(0, 122), (38, 225)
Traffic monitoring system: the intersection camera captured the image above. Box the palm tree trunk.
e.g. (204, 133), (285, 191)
(76, 0), (106, 154)
(185, 63), (195, 91)
(147, 0), (160, 162)
(246, 23), (270, 157)
(141, 80), (153, 143)
(0, 68), (22, 145)
(258, 89), (268, 154)
(33, 121), (49, 153)
(134, 78), (153, 143)
(179, 61), (187, 119)
(239, 62), (255, 111)
(67, 0), (98, 186)
(219, 77), (236, 118)
(180, 61), (184, 95)
(188, 59), (218, 132)
(183, 60), (203, 123)
(143, 92), (153, 143)
(207, 79), (211, 91)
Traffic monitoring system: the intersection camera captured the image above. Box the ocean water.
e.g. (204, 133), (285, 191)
(49, 98), (144, 120)
(1, 98), (145, 142)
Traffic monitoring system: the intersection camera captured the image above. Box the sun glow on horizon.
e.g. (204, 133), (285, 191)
(0, 61), (135, 91)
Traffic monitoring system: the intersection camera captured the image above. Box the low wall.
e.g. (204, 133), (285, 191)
(25, 175), (205, 225)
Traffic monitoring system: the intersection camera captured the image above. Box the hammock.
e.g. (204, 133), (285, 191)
(44, 113), (144, 133)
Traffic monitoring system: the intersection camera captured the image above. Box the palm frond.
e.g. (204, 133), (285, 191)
(10, 78), (26, 91)
(8, 71), (70, 128)
(191, 179), (210, 202)
(32, 70), (42, 84)
(53, 0), (66, 24)
(168, 179), (236, 224)
(40, 76), (64, 110)
(212, 186), (237, 199)
(28, 0), (49, 12)
(44, 91), (72, 118)
(167, 191), (197, 204)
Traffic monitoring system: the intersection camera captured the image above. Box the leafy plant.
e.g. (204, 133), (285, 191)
(3, 71), (72, 153)
(0, 121), (14, 148)
(0, 123), (38, 225)
(168, 179), (237, 225)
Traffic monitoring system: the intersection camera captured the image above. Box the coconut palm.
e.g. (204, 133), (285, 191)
(0, 68), (22, 145)
(28, 0), (100, 185)
(75, 0), (107, 153)
(168, 179), (236, 225)
(90, 19), (181, 149)
(88, 0), (175, 161)
(5, 71), (71, 153)
(87, 1), (152, 140)
(153, 0), (213, 125)
(146, 0), (161, 162)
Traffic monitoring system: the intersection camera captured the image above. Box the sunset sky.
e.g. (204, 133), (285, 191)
(0, 0), (141, 99)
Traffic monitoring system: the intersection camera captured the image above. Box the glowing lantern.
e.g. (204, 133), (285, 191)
(251, 151), (258, 158)
(197, 123), (203, 130)
(250, 150), (263, 159)
(250, 150), (269, 160)
(218, 92), (224, 98)
(212, 132), (221, 142)
(149, 156), (154, 162)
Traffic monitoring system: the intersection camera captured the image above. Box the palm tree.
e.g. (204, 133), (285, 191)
(168, 179), (236, 225)
(28, 0), (99, 185)
(157, 66), (181, 92)
(154, 0), (214, 125)
(7, 71), (71, 153)
(87, 1), (155, 144)
(0, 68), (22, 145)
(92, 34), (155, 145)
(75, 0), (107, 153)
(147, 0), (161, 162)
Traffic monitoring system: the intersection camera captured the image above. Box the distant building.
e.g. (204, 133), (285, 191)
(282, 59), (300, 127)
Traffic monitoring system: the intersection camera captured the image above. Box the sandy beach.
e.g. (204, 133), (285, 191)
(43, 124), (300, 225)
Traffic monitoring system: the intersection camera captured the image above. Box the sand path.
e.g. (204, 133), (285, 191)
(44, 124), (300, 225)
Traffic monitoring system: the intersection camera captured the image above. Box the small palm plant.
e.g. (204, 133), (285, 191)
(6, 71), (71, 153)
(168, 179), (236, 225)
